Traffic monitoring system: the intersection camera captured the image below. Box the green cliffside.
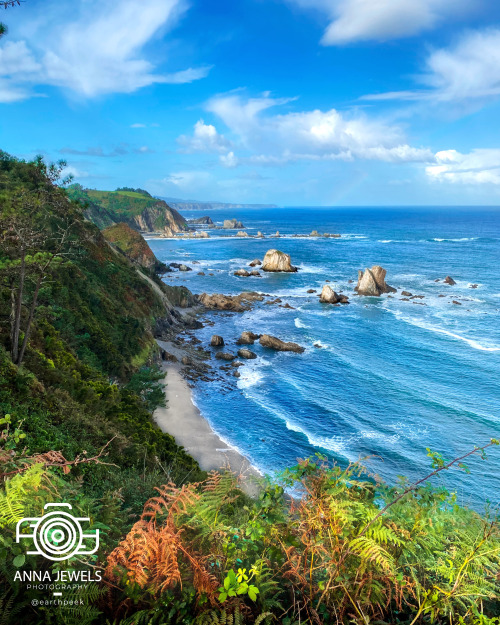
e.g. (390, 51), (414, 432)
(0, 152), (202, 504)
(68, 184), (189, 236)
(103, 221), (164, 271)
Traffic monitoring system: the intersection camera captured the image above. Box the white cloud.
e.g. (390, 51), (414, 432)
(285, 0), (468, 45)
(362, 28), (500, 105)
(220, 151), (239, 167)
(61, 165), (89, 179)
(130, 123), (147, 128)
(423, 29), (500, 102)
(426, 149), (500, 184)
(205, 93), (433, 164)
(177, 120), (233, 153)
(0, 0), (210, 100)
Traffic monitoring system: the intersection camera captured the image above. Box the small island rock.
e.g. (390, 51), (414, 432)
(237, 348), (257, 359)
(262, 249), (297, 272)
(444, 276), (456, 285)
(259, 334), (305, 353)
(355, 266), (396, 296)
(319, 285), (349, 304)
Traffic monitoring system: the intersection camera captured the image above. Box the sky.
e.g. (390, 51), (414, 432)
(2, 0), (500, 206)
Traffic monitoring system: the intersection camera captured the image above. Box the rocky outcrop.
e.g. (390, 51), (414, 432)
(262, 249), (297, 273)
(237, 348), (257, 359)
(236, 331), (260, 345)
(444, 276), (456, 285)
(249, 259), (261, 267)
(234, 269), (251, 277)
(355, 266), (396, 296)
(223, 218), (245, 229)
(236, 231), (249, 237)
(319, 285), (349, 304)
(210, 335), (225, 347)
(179, 264), (191, 272)
(198, 291), (264, 312)
(256, 231), (265, 238)
(259, 334), (305, 353)
(188, 216), (214, 225)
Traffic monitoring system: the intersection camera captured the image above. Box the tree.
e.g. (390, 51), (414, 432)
(0, 157), (78, 366)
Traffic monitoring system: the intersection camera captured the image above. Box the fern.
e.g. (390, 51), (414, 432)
(0, 463), (45, 529)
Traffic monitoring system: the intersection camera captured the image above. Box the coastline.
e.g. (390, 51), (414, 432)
(154, 363), (262, 496)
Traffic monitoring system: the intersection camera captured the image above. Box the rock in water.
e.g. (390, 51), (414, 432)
(237, 348), (257, 359)
(215, 352), (236, 361)
(210, 335), (225, 347)
(234, 269), (251, 277)
(259, 334), (305, 353)
(236, 231), (249, 237)
(179, 264), (191, 272)
(355, 266), (396, 296)
(319, 285), (349, 304)
(261, 249), (298, 272)
(237, 331), (260, 345)
(444, 276), (456, 285)
(223, 218), (245, 229)
(249, 259), (262, 267)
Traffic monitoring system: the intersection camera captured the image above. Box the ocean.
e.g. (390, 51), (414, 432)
(148, 207), (500, 509)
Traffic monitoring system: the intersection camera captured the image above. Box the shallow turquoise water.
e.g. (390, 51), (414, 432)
(149, 207), (500, 508)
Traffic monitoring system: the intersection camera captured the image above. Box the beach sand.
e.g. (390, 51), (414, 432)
(154, 364), (262, 496)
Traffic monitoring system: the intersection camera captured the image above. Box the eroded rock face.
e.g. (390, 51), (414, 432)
(319, 285), (349, 304)
(236, 331), (260, 345)
(259, 334), (305, 353)
(355, 266), (396, 296)
(223, 218), (245, 229)
(261, 249), (297, 273)
(237, 348), (257, 359)
(210, 335), (225, 347)
(444, 276), (456, 285)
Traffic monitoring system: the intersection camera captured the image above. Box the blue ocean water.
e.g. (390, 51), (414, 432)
(149, 207), (500, 508)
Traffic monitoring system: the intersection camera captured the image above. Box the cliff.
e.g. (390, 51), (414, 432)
(68, 185), (189, 236)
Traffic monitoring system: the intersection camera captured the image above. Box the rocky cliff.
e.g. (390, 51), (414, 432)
(68, 185), (188, 236)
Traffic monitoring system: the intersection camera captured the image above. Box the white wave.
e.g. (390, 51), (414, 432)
(389, 310), (500, 352)
(294, 317), (310, 329)
(285, 420), (346, 453)
(432, 237), (477, 242)
(312, 339), (331, 349)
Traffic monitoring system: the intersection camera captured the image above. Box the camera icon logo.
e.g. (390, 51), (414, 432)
(15, 503), (100, 562)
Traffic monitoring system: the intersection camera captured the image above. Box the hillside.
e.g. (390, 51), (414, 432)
(0, 151), (202, 509)
(68, 184), (189, 235)
(159, 195), (279, 210)
(103, 221), (164, 271)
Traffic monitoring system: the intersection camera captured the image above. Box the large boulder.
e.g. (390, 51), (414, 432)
(237, 348), (257, 359)
(234, 269), (251, 277)
(259, 334), (305, 353)
(249, 259), (262, 267)
(355, 266), (396, 296)
(319, 285), (349, 304)
(236, 331), (260, 345)
(444, 276), (456, 285)
(210, 335), (225, 347)
(223, 218), (245, 229)
(261, 249), (297, 273)
(215, 352), (236, 361)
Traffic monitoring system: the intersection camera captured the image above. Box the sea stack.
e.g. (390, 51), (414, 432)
(319, 285), (349, 304)
(355, 266), (396, 296)
(261, 249), (297, 272)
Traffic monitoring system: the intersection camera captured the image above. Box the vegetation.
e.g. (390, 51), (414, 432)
(103, 222), (165, 272)
(0, 152), (498, 624)
(67, 184), (188, 234)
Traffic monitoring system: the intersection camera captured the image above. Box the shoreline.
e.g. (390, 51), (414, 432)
(154, 363), (262, 496)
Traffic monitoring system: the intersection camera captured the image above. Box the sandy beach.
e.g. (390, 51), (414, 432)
(154, 363), (262, 495)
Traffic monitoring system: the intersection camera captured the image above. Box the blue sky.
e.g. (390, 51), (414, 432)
(2, 0), (500, 205)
